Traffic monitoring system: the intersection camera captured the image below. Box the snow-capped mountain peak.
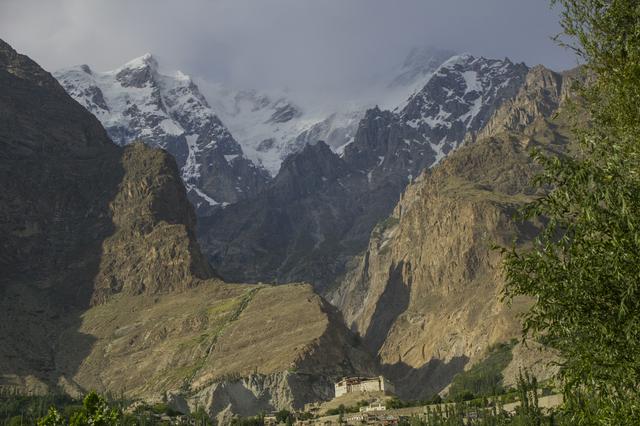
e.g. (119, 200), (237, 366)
(54, 46), (520, 216)
(111, 53), (161, 89)
(54, 56), (269, 213)
(198, 83), (312, 175)
(120, 52), (157, 70)
(398, 53), (529, 162)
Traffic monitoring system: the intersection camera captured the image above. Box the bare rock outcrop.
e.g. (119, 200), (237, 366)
(91, 142), (213, 304)
(470, 65), (576, 142)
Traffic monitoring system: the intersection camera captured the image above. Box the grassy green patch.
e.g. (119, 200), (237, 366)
(206, 296), (244, 317)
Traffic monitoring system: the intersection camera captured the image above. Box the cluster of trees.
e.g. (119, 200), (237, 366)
(37, 392), (119, 426)
(229, 409), (313, 426)
(0, 391), (212, 426)
(385, 395), (444, 411)
(0, 390), (76, 426)
(502, 0), (640, 424)
(395, 373), (553, 426)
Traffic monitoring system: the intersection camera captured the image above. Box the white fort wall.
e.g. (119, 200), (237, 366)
(335, 376), (395, 397)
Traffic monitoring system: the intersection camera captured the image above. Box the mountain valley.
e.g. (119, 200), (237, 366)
(0, 32), (578, 423)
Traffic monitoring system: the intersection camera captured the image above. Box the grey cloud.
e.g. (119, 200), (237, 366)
(1, 0), (576, 102)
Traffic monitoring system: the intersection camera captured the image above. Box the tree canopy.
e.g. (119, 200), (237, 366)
(503, 1), (640, 424)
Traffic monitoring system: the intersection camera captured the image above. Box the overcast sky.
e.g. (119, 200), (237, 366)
(1, 0), (576, 100)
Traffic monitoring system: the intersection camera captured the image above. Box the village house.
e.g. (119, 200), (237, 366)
(359, 401), (387, 412)
(343, 412), (402, 425)
(334, 376), (395, 397)
(263, 413), (278, 425)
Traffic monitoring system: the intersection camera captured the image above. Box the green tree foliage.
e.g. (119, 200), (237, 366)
(36, 392), (121, 426)
(37, 407), (65, 426)
(192, 406), (214, 426)
(275, 409), (293, 425)
(513, 371), (542, 426)
(0, 389), (76, 425)
(230, 414), (264, 426)
(448, 341), (516, 401)
(502, 0), (640, 423)
(78, 392), (120, 425)
(417, 374), (549, 425)
(27, 390), (220, 425)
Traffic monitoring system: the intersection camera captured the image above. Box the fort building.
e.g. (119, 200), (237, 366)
(334, 376), (395, 397)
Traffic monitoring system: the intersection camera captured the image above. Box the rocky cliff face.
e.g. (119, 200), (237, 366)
(200, 55), (529, 291)
(199, 141), (373, 287)
(330, 138), (543, 398)
(90, 142), (214, 305)
(330, 65), (575, 398)
(471, 65), (574, 142)
(0, 39), (374, 420)
(54, 56), (270, 214)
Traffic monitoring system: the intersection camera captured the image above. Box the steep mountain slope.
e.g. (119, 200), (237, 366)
(396, 55), (528, 161)
(199, 55), (529, 291)
(54, 56), (269, 213)
(0, 40), (374, 420)
(330, 65), (576, 398)
(471, 64), (576, 142)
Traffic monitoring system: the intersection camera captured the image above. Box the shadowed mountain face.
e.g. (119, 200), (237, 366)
(0, 40), (375, 421)
(0, 41), (119, 297)
(0, 37), (121, 391)
(199, 56), (529, 292)
(0, 37), (214, 392)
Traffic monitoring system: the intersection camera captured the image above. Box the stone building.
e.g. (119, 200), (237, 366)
(334, 376), (395, 397)
(359, 401), (387, 412)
